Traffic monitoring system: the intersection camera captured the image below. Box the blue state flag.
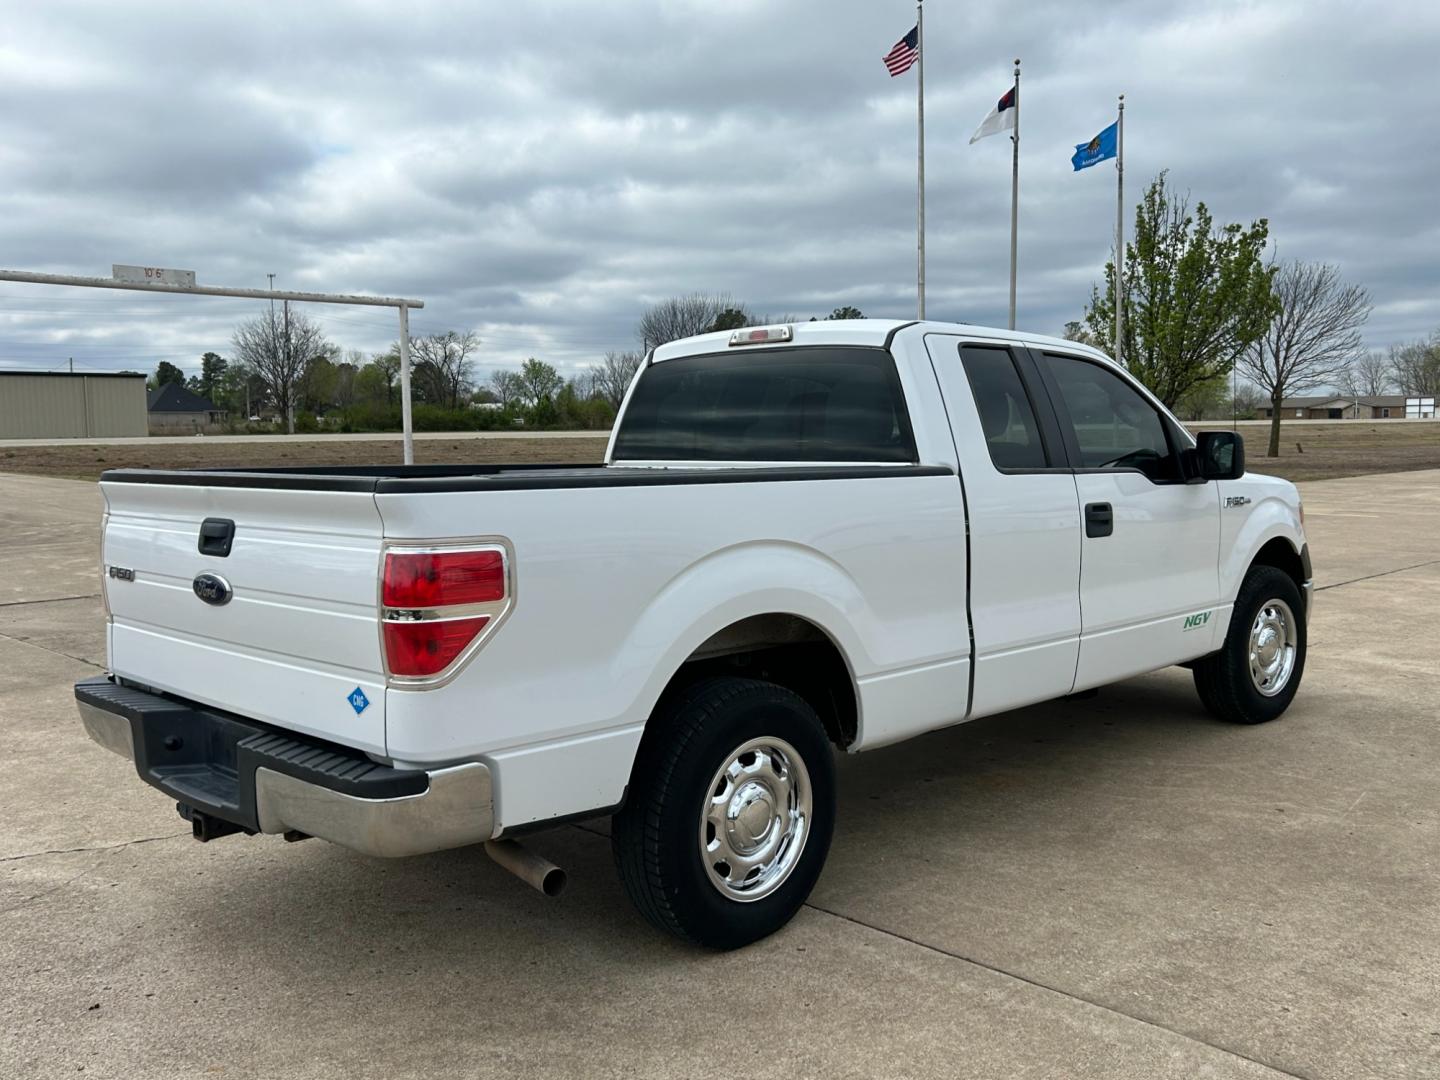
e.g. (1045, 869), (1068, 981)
(1072, 121), (1118, 171)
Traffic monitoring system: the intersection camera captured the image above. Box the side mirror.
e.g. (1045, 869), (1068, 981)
(1186, 430), (1245, 482)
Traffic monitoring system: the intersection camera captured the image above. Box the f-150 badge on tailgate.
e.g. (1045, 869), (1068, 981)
(192, 573), (232, 606)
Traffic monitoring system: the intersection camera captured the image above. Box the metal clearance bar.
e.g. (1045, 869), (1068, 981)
(0, 268), (426, 465)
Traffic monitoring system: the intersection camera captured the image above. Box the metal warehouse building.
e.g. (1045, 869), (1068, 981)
(0, 371), (148, 438)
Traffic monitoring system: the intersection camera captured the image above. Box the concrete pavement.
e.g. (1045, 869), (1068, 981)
(2, 469), (1438, 1079)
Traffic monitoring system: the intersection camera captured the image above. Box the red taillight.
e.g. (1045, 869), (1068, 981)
(381, 546), (509, 680)
(383, 617), (491, 677)
(383, 550), (505, 608)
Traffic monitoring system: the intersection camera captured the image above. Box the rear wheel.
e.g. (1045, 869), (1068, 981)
(1193, 565), (1306, 724)
(611, 676), (835, 949)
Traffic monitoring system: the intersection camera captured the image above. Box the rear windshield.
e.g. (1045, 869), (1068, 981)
(611, 346), (916, 462)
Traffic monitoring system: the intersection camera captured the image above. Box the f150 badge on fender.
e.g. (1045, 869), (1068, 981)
(192, 573), (232, 606)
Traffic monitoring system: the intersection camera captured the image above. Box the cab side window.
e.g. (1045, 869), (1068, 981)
(1042, 353), (1178, 481)
(959, 346), (1049, 470)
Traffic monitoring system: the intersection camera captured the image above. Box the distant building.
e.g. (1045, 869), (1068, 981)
(1257, 395), (1411, 420)
(0, 371), (148, 438)
(147, 383), (228, 434)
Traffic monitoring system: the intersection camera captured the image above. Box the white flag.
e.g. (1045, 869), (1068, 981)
(970, 86), (1017, 144)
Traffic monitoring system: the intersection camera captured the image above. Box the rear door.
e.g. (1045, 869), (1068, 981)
(100, 480), (390, 754)
(1033, 350), (1221, 690)
(927, 336), (1083, 717)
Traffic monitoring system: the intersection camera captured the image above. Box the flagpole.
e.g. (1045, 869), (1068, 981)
(1008, 58), (1020, 330)
(1114, 93), (1125, 367)
(916, 0), (925, 320)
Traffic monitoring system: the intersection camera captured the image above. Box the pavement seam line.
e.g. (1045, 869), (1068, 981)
(0, 834), (191, 917)
(1315, 558), (1440, 592)
(0, 628), (104, 670)
(568, 820), (1315, 1078)
(802, 902), (1317, 1080)
(0, 832), (189, 864)
(0, 593), (101, 609)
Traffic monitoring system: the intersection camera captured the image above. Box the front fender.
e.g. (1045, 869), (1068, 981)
(1220, 485), (1305, 603)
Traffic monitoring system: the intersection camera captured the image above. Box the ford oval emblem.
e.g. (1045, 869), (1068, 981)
(192, 572), (233, 606)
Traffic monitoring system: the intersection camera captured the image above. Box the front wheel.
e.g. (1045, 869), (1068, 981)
(611, 676), (836, 949)
(1193, 565), (1307, 724)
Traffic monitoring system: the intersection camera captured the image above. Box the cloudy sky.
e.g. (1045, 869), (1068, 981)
(1, 0), (1436, 380)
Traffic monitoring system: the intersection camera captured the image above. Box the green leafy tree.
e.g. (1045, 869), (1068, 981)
(1085, 172), (1279, 408)
(151, 360), (185, 390)
(355, 360), (394, 407)
(707, 308), (750, 333)
(299, 354), (339, 413)
(825, 306), (865, 320)
(1173, 377), (1228, 421)
(517, 358), (563, 409)
(196, 352), (227, 401)
(214, 360), (263, 417)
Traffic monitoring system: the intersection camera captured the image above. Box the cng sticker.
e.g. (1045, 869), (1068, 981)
(1183, 610), (1213, 632)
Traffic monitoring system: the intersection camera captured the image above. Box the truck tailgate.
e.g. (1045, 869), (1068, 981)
(100, 480), (388, 755)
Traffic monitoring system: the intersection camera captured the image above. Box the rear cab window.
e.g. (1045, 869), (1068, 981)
(958, 345), (1050, 470)
(611, 346), (917, 463)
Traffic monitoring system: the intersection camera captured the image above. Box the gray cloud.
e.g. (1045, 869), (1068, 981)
(1, 0), (1436, 380)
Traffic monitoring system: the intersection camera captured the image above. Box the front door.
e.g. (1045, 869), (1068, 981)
(1034, 350), (1221, 690)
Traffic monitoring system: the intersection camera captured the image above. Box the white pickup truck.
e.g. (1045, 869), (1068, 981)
(76, 319), (1311, 948)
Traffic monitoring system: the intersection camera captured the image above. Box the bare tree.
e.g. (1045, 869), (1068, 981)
(637, 293), (743, 349)
(1231, 380), (1265, 420)
(231, 305), (332, 433)
(590, 350), (644, 410)
(410, 330), (480, 409)
(1237, 261), (1371, 457)
(1389, 335), (1440, 396)
(488, 368), (524, 407)
(1062, 320), (1101, 347)
(1340, 350), (1393, 399)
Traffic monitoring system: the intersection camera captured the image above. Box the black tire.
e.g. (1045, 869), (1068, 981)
(611, 676), (836, 949)
(1193, 565), (1306, 724)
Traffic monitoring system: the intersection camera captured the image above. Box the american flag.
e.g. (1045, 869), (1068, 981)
(883, 26), (919, 77)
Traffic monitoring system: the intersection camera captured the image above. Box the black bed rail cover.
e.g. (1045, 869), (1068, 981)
(99, 463), (955, 493)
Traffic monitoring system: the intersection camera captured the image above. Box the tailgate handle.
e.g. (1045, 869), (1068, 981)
(198, 518), (236, 558)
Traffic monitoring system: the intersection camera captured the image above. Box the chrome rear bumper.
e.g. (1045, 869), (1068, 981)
(76, 679), (493, 859)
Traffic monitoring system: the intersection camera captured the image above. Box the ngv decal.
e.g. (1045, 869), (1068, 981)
(1182, 610), (1213, 631)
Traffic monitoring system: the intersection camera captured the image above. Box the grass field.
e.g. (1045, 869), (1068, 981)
(0, 422), (1436, 484)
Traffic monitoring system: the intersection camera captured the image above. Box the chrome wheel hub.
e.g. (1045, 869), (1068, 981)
(700, 736), (811, 902)
(1248, 598), (1298, 697)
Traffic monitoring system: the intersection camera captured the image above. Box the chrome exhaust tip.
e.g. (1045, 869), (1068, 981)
(485, 839), (567, 897)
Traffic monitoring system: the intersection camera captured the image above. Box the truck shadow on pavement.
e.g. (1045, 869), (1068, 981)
(172, 665), (1237, 967)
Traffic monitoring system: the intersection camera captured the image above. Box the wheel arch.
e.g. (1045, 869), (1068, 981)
(1249, 535), (1306, 592)
(614, 541), (872, 755)
(652, 612), (860, 750)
